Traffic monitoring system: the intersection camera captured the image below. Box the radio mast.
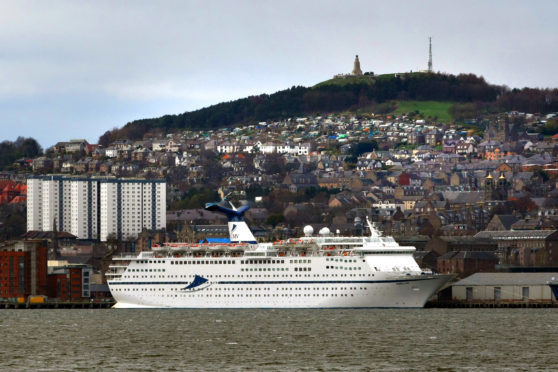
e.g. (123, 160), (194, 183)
(428, 37), (433, 73)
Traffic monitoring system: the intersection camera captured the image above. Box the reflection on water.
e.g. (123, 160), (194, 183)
(0, 309), (557, 371)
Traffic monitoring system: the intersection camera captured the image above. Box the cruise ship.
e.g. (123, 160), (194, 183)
(106, 200), (452, 308)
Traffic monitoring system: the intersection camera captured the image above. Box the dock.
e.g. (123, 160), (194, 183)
(1, 301), (115, 309)
(426, 300), (558, 308)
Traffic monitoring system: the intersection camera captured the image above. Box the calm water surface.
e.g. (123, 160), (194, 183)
(0, 309), (556, 371)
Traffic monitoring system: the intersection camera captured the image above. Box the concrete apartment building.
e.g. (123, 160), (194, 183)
(27, 176), (166, 241)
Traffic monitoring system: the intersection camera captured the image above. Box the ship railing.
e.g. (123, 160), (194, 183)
(112, 252), (150, 260)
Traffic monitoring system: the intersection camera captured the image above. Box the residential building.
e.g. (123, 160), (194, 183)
(27, 176), (166, 241)
(47, 263), (93, 300)
(0, 240), (48, 299)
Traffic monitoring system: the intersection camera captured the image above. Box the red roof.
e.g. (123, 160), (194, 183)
(3, 184), (16, 192)
(10, 196), (26, 204)
(0, 180), (15, 189)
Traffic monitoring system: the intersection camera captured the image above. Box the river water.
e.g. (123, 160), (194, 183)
(0, 309), (556, 371)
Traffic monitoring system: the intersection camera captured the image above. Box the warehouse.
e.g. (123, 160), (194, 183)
(452, 272), (558, 302)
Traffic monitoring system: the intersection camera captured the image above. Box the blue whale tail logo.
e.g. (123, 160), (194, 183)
(181, 275), (209, 291)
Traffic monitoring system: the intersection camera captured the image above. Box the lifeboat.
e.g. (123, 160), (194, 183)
(190, 245), (203, 252)
(152, 245), (169, 253)
(227, 244), (244, 252)
(170, 245), (188, 253)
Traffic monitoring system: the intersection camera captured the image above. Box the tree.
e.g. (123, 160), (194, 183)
(0, 137), (43, 170)
(511, 196), (538, 213)
(539, 118), (558, 136)
(265, 213), (285, 228)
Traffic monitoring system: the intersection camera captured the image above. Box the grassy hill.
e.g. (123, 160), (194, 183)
(394, 100), (454, 122)
(98, 72), (557, 143)
(314, 75), (375, 88)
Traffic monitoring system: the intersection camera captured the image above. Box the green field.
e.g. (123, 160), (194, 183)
(394, 100), (454, 122)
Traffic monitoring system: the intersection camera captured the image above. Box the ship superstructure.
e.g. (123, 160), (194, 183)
(106, 200), (451, 308)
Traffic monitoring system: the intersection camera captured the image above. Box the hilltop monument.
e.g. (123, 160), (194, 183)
(352, 55), (363, 76)
(333, 54), (371, 79)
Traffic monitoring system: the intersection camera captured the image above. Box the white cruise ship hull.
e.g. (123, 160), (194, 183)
(108, 255), (451, 309)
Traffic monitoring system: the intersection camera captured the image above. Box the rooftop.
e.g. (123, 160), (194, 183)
(455, 272), (558, 286)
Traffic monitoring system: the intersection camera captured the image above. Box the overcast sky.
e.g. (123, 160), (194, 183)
(1, 0), (557, 148)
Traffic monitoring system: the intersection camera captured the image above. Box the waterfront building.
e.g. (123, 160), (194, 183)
(27, 176), (166, 241)
(47, 263), (93, 300)
(0, 240), (48, 299)
(452, 272), (558, 302)
(437, 251), (498, 278)
(474, 230), (558, 266)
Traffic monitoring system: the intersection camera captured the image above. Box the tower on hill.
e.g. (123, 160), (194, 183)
(427, 37), (433, 73)
(352, 55), (363, 76)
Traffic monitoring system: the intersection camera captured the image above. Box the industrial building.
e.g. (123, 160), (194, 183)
(452, 272), (558, 302)
(27, 176), (166, 241)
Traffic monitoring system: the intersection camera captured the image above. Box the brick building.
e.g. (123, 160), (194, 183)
(0, 240), (48, 299)
(475, 230), (558, 267)
(47, 264), (92, 300)
(437, 251), (498, 278)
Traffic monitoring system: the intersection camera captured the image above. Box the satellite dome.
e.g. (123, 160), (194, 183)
(319, 227), (331, 236)
(354, 217), (362, 223)
(303, 225), (314, 237)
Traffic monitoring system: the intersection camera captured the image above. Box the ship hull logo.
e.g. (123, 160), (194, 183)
(180, 275), (211, 292)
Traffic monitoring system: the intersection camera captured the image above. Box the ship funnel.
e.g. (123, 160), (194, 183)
(205, 201), (257, 244)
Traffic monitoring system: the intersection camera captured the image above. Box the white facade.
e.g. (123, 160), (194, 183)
(217, 141), (310, 155)
(99, 179), (166, 241)
(39, 176), (71, 232)
(70, 179), (98, 240)
(26, 178), (42, 231)
(27, 176), (166, 241)
(100, 182), (119, 241)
